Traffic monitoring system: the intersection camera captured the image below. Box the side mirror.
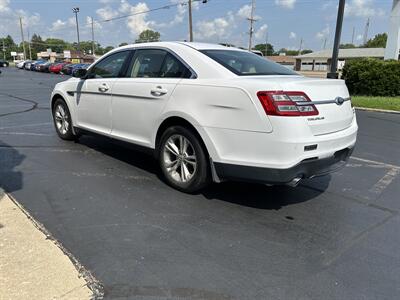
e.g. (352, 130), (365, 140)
(73, 68), (87, 79)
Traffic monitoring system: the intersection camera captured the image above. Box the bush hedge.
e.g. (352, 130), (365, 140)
(341, 58), (400, 96)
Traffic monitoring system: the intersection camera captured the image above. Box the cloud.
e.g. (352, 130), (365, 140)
(154, 0), (187, 28)
(50, 17), (74, 32)
(345, 0), (385, 18)
(316, 25), (330, 40)
(195, 13), (234, 41)
(275, 0), (296, 9)
(289, 31), (296, 39)
(0, 0), (10, 12)
(96, 5), (118, 20)
(119, 1), (154, 37)
(254, 24), (268, 43)
(236, 4), (260, 20)
(85, 16), (103, 30)
(194, 3), (264, 44)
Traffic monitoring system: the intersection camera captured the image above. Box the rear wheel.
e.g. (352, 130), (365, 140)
(158, 126), (210, 193)
(52, 99), (75, 140)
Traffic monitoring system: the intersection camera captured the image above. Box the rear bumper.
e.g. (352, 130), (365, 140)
(214, 147), (353, 184)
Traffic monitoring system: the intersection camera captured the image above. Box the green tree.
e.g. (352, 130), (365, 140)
(135, 29), (160, 43)
(30, 34), (46, 56)
(253, 43), (275, 56)
(97, 46), (114, 55)
(0, 35), (17, 60)
(363, 33), (387, 48)
(340, 43), (357, 49)
(300, 49), (313, 55)
(44, 38), (70, 53)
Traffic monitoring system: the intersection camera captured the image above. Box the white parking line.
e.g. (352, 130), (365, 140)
(351, 156), (400, 196)
(0, 132), (52, 136)
(0, 122), (52, 130)
(350, 156), (400, 170)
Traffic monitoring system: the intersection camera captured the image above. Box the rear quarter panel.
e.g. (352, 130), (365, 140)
(163, 80), (273, 132)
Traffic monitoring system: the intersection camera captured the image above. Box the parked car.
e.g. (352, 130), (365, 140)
(38, 62), (53, 72)
(16, 60), (29, 69)
(50, 42), (358, 193)
(71, 64), (90, 77)
(29, 60), (42, 71)
(61, 63), (75, 75)
(49, 62), (68, 74)
(24, 61), (32, 70)
(0, 59), (9, 67)
(35, 61), (47, 71)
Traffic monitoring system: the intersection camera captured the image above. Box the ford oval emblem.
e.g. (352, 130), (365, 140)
(335, 97), (345, 105)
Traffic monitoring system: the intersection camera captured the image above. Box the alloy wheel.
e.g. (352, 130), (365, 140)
(54, 104), (69, 135)
(162, 134), (197, 183)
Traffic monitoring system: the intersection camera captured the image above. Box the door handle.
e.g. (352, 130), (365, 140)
(98, 83), (109, 92)
(150, 86), (168, 97)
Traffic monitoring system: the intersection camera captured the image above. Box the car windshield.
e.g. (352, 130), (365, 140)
(200, 49), (298, 76)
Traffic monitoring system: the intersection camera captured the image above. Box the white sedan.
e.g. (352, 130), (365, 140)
(51, 42), (357, 193)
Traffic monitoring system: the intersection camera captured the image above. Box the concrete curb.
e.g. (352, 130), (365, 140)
(355, 107), (400, 114)
(0, 191), (104, 300)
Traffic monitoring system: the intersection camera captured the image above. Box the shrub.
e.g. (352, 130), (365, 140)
(341, 58), (400, 96)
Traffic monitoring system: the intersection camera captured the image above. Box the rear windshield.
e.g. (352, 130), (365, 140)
(200, 49), (298, 76)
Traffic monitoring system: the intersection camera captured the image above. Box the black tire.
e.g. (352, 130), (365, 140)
(52, 98), (75, 140)
(158, 125), (210, 193)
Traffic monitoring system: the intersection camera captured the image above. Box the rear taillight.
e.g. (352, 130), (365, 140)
(257, 91), (318, 117)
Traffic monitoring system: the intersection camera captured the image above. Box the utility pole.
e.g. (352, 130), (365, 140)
(298, 37), (303, 55)
(27, 28), (32, 60)
(247, 0), (256, 50)
(323, 37), (327, 49)
(351, 26), (355, 44)
(265, 30), (269, 56)
(327, 0), (345, 79)
(72, 7), (81, 62)
(19, 17), (26, 60)
(363, 17), (370, 45)
(188, 0), (193, 42)
(91, 17), (95, 56)
(2, 40), (5, 60)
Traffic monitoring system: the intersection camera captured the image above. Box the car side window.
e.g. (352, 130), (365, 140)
(89, 51), (130, 79)
(127, 49), (167, 78)
(160, 54), (192, 78)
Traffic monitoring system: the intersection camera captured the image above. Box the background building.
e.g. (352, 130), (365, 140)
(295, 48), (385, 71)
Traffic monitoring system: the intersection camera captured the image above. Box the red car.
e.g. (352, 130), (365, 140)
(49, 62), (69, 74)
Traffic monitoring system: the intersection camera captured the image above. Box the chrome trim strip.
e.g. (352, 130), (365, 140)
(296, 97), (351, 106)
(68, 91), (158, 100)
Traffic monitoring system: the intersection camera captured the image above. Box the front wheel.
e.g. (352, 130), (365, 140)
(52, 99), (75, 140)
(158, 126), (210, 193)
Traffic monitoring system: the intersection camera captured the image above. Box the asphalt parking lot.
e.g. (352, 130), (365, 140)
(1, 67), (400, 299)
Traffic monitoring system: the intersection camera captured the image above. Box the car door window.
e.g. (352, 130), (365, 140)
(89, 51), (130, 79)
(127, 49), (167, 78)
(160, 54), (192, 78)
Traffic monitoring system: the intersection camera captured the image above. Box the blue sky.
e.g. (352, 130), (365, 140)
(0, 0), (392, 51)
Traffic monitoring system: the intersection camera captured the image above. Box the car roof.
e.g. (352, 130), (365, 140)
(116, 41), (246, 52)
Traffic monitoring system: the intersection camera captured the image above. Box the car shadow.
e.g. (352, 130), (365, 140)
(76, 134), (330, 210)
(0, 140), (25, 193)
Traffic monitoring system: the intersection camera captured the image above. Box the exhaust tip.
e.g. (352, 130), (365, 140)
(286, 176), (303, 187)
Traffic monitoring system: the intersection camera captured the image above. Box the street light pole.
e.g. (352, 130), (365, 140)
(327, 0), (345, 79)
(72, 7), (81, 62)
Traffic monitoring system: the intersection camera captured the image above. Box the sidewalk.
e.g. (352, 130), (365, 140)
(0, 192), (94, 300)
